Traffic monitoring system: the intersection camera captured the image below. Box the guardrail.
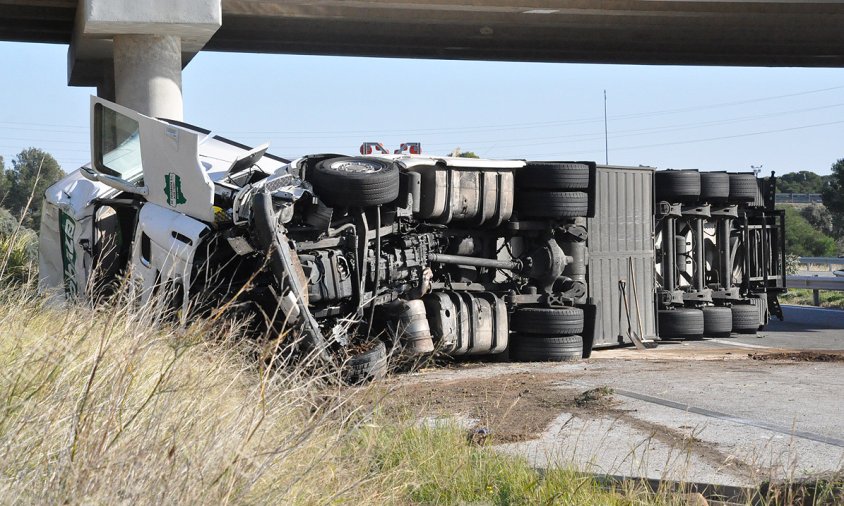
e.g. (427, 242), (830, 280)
(798, 257), (843, 266)
(796, 257), (844, 274)
(786, 274), (844, 305)
(775, 193), (823, 204)
(787, 275), (844, 290)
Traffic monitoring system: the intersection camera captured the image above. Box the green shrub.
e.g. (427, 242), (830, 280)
(0, 227), (37, 284)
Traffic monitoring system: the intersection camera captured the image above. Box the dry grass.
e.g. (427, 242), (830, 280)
(0, 286), (375, 504)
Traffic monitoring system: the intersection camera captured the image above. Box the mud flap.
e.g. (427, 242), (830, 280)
(252, 191), (330, 362)
(580, 303), (598, 358)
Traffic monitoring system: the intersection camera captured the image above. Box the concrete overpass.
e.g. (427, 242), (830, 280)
(1, 1), (843, 118)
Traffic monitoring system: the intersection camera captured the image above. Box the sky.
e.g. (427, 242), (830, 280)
(1, 41), (843, 176)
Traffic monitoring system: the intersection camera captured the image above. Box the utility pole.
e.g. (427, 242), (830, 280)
(603, 90), (609, 165)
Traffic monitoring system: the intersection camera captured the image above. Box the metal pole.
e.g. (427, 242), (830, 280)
(719, 218), (733, 287)
(604, 89), (609, 165)
(428, 253), (522, 271)
(664, 217), (676, 290)
(695, 218), (705, 290)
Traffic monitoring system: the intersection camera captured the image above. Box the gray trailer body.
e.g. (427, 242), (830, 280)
(587, 165), (657, 347)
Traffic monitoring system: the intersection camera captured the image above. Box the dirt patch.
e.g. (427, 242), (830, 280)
(574, 386), (614, 408)
(373, 371), (615, 443)
(360, 369), (759, 477)
(750, 351), (844, 363)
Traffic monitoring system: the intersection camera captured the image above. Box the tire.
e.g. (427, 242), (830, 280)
(702, 306), (732, 338)
(517, 162), (589, 190)
(700, 172), (730, 203)
(654, 170), (701, 203)
(515, 191), (588, 218)
(731, 304), (759, 334)
(658, 308), (704, 340)
(311, 157), (400, 207)
(728, 173), (758, 203)
(511, 306), (584, 336)
(343, 341), (388, 385)
(509, 334), (583, 362)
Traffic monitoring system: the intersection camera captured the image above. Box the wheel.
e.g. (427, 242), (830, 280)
(515, 191), (588, 218)
(511, 306), (584, 335)
(658, 308), (704, 340)
(702, 306), (732, 338)
(700, 172), (730, 203)
(343, 341), (388, 385)
(509, 334), (583, 362)
(731, 304), (758, 334)
(728, 173), (758, 203)
(310, 157), (400, 207)
(517, 162), (589, 190)
(654, 170), (701, 203)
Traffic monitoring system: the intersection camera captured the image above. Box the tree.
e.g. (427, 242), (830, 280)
(800, 204), (833, 235)
(449, 147), (480, 158)
(0, 156), (8, 206)
(0, 148), (64, 228)
(0, 207), (16, 237)
(821, 160), (844, 211)
(777, 171), (829, 194)
(781, 206), (838, 257)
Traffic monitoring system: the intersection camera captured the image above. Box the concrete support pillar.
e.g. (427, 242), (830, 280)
(96, 61), (115, 102)
(113, 34), (183, 120)
(70, 0), (220, 118)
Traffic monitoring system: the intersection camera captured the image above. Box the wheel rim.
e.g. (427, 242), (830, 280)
(329, 159), (387, 174)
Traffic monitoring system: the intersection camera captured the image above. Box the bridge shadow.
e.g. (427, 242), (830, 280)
(766, 305), (844, 332)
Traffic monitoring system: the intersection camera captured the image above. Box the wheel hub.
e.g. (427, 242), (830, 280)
(330, 160), (384, 174)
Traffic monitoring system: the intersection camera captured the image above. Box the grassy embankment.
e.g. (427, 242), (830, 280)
(780, 288), (844, 309)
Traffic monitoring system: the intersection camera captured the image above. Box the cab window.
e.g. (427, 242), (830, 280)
(94, 103), (143, 182)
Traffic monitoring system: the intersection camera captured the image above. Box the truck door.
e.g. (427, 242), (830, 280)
(90, 96), (215, 223)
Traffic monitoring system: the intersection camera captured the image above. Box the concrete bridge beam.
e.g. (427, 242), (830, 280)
(69, 0), (221, 120)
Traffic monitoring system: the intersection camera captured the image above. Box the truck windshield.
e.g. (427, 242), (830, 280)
(94, 103), (143, 181)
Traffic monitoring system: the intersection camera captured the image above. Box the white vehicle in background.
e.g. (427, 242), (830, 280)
(39, 98), (595, 381)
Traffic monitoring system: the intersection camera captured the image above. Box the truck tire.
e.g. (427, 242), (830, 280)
(731, 304), (759, 334)
(654, 170), (701, 203)
(509, 334), (583, 362)
(728, 173), (758, 203)
(658, 308), (704, 340)
(311, 157), (400, 207)
(343, 341), (388, 385)
(700, 172), (730, 203)
(511, 306), (584, 336)
(517, 162), (589, 190)
(702, 306), (732, 338)
(515, 191), (588, 218)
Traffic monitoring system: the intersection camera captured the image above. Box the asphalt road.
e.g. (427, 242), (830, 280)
(401, 305), (844, 498)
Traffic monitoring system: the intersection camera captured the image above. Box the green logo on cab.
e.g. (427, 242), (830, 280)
(164, 172), (187, 206)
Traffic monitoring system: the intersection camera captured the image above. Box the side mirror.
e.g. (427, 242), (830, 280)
(81, 166), (149, 196)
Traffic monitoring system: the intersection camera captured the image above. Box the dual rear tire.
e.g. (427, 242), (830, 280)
(660, 305), (759, 340)
(731, 304), (759, 334)
(655, 170), (758, 204)
(658, 308), (704, 340)
(509, 306), (584, 362)
(515, 162), (590, 218)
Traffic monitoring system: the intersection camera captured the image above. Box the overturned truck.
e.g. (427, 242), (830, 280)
(39, 98), (784, 379)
